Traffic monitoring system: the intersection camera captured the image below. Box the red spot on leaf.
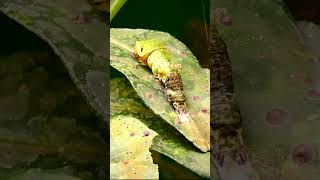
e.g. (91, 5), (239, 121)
(220, 14), (232, 26)
(142, 130), (150, 137)
(193, 96), (200, 101)
(292, 144), (315, 164)
(123, 160), (129, 165)
(200, 108), (208, 114)
(265, 107), (289, 127)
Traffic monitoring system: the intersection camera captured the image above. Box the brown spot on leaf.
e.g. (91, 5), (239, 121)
(129, 132), (135, 137)
(200, 107), (208, 114)
(193, 96), (200, 101)
(292, 144), (315, 164)
(265, 107), (289, 127)
(123, 160), (129, 165)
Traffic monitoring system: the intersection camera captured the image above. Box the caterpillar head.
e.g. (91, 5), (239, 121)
(134, 39), (166, 66)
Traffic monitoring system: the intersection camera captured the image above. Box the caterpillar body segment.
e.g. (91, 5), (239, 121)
(210, 23), (248, 166)
(133, 39), (191, 123)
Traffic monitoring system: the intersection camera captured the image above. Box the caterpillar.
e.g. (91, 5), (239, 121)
(210, 22), (248, 167)
(133, 39), (192, 124)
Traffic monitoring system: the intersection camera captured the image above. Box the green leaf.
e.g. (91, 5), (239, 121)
(110, 115), (159, 179)
(110, 78), (211, 178)
(110, 28), (210, 152)
(0, 116), (107, 169)
(0, 21), (107, 179)
(110, 0), (128, 21)
(213, 0), (320, 179)
(0, 0), (109, 122)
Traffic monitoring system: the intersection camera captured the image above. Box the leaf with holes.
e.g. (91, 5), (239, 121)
(110, 115), (158, 179)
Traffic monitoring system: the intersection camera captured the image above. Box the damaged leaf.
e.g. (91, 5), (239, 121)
(110, 78), (211, 178)
(110, 115), (158, 179)
(110, 28), (210, 152)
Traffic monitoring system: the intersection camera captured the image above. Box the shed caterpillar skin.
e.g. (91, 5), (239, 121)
(210, 23), (248, 166)
(133, 39), (191, 123)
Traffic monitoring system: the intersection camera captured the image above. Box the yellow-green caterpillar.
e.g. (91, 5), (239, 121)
(134, 39), (191, 123)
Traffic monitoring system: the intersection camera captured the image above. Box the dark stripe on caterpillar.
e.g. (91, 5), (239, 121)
(210, 22), (248, 166)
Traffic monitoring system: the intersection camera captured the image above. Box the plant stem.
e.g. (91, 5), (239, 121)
(110, 0), (127, 22)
